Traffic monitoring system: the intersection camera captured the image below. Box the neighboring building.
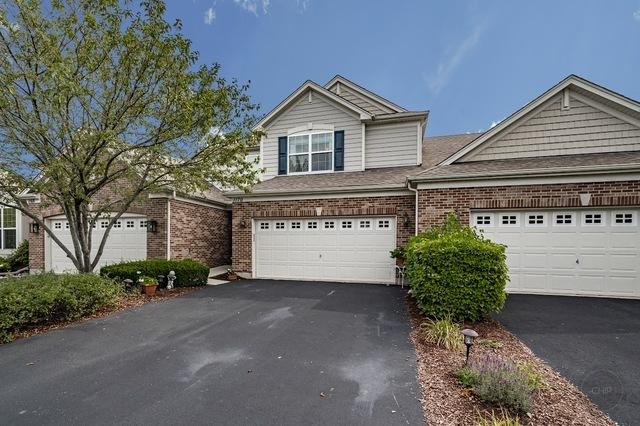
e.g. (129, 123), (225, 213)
(227, 75), (640, 298)
(22, 187), (231, 273)
(0, 206), (29, 257)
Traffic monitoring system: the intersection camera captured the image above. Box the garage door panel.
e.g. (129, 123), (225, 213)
(473, 209), (639, 298)
(255, 217), (396, 283)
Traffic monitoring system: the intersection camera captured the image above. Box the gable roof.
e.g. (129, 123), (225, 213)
(253, 80), (372, 130)
(442, 74), (640, 165)
(324, 75), (407, 113)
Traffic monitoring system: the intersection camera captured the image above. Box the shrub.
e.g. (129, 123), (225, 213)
(516, 361), (547, 391)
(7, 240), (29, 270)
(405, 212), (508, 321)
(420, 317), (464, 351)
(467, 353), (535, 413)
(100, 259), (209, 288)
(0, 273), (121, 343)
(455, 365), (480, 388)
(475, 409), (521, 426)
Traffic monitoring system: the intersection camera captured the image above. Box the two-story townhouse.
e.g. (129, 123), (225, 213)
(228, 75), (640, 298)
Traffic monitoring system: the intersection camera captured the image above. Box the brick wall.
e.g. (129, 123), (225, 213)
(169, 200), (231, 267)
(417, 180), (640, 229)
(232, 195), (415, 274)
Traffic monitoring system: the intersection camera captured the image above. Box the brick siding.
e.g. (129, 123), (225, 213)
(169, 200), (231, 267)
(231, 195), (415, 274)
(417, 180), (640, 229)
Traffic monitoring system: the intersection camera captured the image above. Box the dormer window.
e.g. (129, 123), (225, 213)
(288, 132), (333, 174)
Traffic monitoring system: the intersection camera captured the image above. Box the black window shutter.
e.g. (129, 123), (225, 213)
(278, 136), (287, 175)
(334, 130), (344, 171)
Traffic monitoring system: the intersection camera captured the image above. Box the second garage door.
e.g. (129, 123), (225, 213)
(472, 209), (639, 298)
(254, 217), (396, 283)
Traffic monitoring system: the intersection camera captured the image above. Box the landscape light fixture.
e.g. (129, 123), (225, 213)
(461, 328), (479, 365)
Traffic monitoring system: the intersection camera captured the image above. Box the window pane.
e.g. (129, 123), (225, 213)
(2, 208), (16, 228)
(311, 133), (332, 152)
(3, 229), (16, 249)
(288, 135), (309, 154)
(289, 154), (309, 173)
(311, 152), (332, 171)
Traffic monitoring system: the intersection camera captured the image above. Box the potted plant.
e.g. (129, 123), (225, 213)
(227, 268), (238, 281)
(390, 246), (406, 267)
(139, 276), (159, 296)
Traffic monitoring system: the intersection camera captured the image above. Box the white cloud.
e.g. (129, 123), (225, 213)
(233, 0), (270, 16)
(204, 7), (216, 24)
(634, 9), (640, 22)
(297, 0), (310, 12)
(424, 21), (487, 95)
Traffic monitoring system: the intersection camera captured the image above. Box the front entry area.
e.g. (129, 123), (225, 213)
(254, 217), (397, 283)
(46, 214), (148, 273)
(472, 209), (639, 298)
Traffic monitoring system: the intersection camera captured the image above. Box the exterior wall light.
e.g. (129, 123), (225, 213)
(461, 328), (479, 365)
(29, 222), (40, 234)
(147, 219), (158, 233)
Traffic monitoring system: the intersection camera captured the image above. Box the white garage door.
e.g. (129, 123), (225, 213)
(472, 209), (639, 298)
(47, 215), (148, 273)
(254, 217), (396, 283)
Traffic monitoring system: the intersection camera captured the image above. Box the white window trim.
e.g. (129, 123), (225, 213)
(376, 219), (391, 230)
(259, 221), (270, 230)
(287, 130), (334, 175)
(0, 207), (18, 250)
(552, 211), (576, 227)
(274, 221), (286, 231)
(612, 211), (637, 226)
(322, 219), (336, 230)
(340, 220), (353, 229)
(581, 211), (605, 226)
(525, 212), (546, 227)
(358, 219), (372, 230)
(290, 221), (302, 230)
(306, 220), (319, 230)
(498, 213), (519, 227)
(472, 213), (494, 227)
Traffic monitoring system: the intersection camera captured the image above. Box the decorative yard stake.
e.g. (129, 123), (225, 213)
(461, 329), (478, 365)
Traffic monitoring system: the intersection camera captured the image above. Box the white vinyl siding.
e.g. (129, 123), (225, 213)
(245, 151), (262, 181)
(262, 94), (362, 179)
(365, 121), (420, 168)
(464, 91), (640, 162)
(328, 85), (393, 115)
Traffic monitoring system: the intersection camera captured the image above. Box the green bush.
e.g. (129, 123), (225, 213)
(420, 317), (464, 351)
(7, 240), (29, 270)
(405, 212), (508, 321)
(0, 273), (121, 343)
(467, 353), (535, 413)
(455, 365), (480, 388)
(100, 259), (209, 288)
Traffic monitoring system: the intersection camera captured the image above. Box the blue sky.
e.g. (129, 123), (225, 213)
(165, 0), (640, 136)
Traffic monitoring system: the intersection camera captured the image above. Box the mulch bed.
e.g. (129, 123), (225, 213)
(8, 286), (202, 343)
(407, 297), (615, 425)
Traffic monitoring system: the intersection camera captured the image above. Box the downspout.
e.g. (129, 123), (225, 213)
(407, 180), (419, 236)
(166, 190), (175, 260)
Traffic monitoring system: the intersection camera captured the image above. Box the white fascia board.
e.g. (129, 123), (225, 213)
(324, 75), (407, 113)
(254, 81), (371, 130)
(442, 75), (640, 165)
(415, 170), (640, 190)
(231, 189), (412, 202)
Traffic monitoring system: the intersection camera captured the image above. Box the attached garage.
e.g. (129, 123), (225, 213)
(472, 209), (639, 298)
(254, 216), (397, 283)
(46, 214), (148, 273)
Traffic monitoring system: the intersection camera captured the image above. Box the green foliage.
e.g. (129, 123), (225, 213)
(139, 276), (158, 286)
(0, 273), (121, 343)
(389, 246), (405, 259)
(405, 212), (509, 321)
(475, 409), (521, 426)
(0, 0), (262, 272)
(100, 259), (208, 288)
(478, 338), (504, 349)
(7, 240), (29, 270)
(455, 366), (480, 388)
(420, 317), (464, 351)
(516, 361), (547, 391)
(467, 353), (535, 413)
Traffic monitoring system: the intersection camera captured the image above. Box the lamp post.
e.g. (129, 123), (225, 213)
(461, 328), (478, 365)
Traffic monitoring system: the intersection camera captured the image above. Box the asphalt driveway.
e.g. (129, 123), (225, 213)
(0, 280), (423, 425)
(496, 295), (640, 426)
